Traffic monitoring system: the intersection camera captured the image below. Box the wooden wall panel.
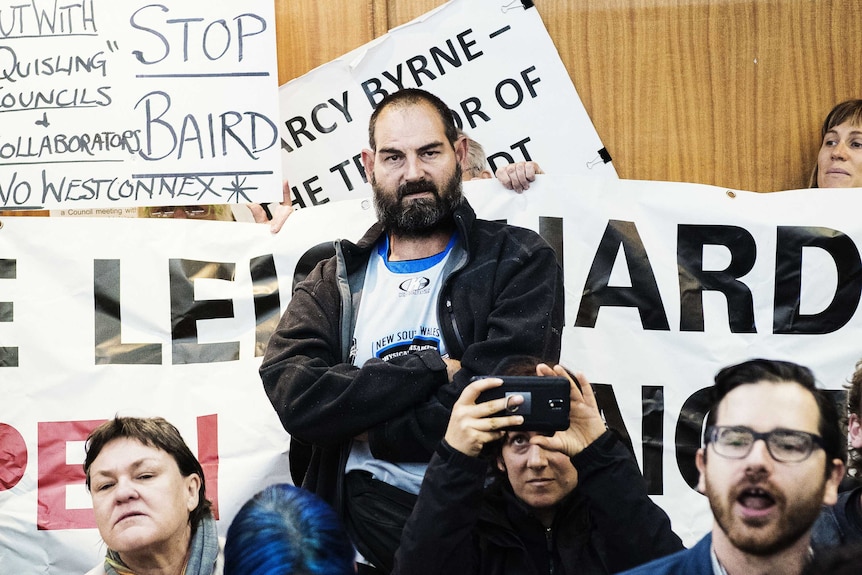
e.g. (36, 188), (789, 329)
(274, 0), (862, 193)
(274, 0), (383, 85)
(383, 0), (445, 30)
(546, 0), (862, 191)
(274, 0), (444, 84)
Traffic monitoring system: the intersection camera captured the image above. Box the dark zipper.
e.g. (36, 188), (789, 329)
(437, 212), (468, 358)
(444, 296), (465, 358)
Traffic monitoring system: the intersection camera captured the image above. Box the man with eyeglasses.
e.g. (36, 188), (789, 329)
(620, 358), (846, 575)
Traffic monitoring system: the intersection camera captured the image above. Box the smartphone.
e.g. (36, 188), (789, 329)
(474, 376), (570, 432)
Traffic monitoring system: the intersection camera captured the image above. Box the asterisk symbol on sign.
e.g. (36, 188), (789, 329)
(223, 175), (258, 203)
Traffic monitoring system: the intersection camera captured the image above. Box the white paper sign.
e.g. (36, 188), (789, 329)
(0, 0), (282, 211)
(278, 0), (616, 210)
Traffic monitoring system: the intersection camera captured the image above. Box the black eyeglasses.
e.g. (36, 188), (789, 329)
(705, 425), (825, 463)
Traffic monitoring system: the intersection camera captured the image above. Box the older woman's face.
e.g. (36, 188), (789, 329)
(89, 438), (200, 560)
(817, 121), (862, 188)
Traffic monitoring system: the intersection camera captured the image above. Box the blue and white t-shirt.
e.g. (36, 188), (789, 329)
(345, 233), (455, 495)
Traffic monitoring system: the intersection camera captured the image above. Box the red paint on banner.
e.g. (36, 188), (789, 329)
(0, 423), (28, 490)
(37, 419), (104, 530)
(197, 414), (220, 519)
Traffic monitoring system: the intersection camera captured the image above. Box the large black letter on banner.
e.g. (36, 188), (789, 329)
(593, 383), (663, 494)
(773, 226), (862, 334)
(641, 385), (664, 495)
(575, 220), (669, 330)
(675, 386), (711, 489)
(250, 255), (281, 357)
(591, 385), (636, 455)
(539, 216), (563, 269)
(94, 259), (162, 365)
(678, 225), (757, 332)
(0, 259), (18, 367)
(170, 259), (239, 364)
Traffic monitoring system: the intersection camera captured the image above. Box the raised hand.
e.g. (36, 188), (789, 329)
(529, 364), (606, 458)
(495, 161), (544, 192)
(248, 179), (294, 233)
(445, 377), (524, 457)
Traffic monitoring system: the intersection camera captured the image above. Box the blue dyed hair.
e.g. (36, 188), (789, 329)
(224, 484), (355, 575)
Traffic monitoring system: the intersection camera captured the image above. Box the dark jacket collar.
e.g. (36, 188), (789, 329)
(479, 478), (591, 546)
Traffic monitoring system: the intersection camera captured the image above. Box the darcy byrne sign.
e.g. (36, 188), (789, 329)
(277, 0), (614, 209)
(0, 0), (282, 210)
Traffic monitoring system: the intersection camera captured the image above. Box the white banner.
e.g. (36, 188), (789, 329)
(278, 0), (615, 210)
(0, 0), (282, 211)
(1, 176), (860, 571)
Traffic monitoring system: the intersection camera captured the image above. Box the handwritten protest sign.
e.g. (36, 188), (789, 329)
(0, 0), (282, 211)
(278, 0), (616, 210)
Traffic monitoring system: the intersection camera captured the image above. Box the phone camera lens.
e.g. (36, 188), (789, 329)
(505, 396), (520, 413)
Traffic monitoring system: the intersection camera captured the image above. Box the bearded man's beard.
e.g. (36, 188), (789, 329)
(373, 165), (463, 237)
